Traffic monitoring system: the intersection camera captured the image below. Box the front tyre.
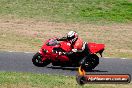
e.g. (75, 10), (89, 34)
(32, 52), (50, 67)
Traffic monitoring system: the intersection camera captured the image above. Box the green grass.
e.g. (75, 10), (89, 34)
(0, 0), (132, 23)
(0, 72), (131, 88)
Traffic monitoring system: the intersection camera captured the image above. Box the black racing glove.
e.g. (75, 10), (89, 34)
(57, 37), (67, 41)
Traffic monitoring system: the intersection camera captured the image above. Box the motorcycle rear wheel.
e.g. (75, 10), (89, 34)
(32, 52), (50, 67)
(80, 54), (99, 71)
(76, 75), (86, 85)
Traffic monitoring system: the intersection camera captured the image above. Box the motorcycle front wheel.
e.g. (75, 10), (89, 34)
(32, 52), (50, 67)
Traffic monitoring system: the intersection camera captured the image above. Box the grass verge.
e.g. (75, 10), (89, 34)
(0, 0), (131, 23)
(0, 72), (131, 88)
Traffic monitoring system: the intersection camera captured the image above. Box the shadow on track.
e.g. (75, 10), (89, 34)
(47, 66), (108, 72)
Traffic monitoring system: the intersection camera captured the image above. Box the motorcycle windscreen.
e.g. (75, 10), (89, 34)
(88, 43), (105, 54)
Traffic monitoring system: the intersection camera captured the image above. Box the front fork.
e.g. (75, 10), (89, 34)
(38, 49), (47, 62)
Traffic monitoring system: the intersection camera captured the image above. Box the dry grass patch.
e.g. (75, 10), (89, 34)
(0, 18), (132, 58)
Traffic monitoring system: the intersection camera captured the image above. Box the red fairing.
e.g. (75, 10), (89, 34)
(57, 55), (70, 62)
(60, 41), (72, 52)
(88, 42), (105, 54)
(38, 39), (72, 62)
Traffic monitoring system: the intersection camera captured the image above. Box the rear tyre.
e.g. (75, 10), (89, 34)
(32, 52), (50, 67)
(80, 54), (99, 71)
(76, 75), (86, 85)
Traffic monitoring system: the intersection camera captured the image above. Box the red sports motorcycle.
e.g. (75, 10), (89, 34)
(32, 38), (105, 70)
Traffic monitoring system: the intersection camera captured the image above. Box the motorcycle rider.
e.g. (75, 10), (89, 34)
(57, 31), (90, 61)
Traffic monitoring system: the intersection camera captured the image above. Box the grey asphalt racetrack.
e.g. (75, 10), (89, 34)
(0, 52), (132, 76)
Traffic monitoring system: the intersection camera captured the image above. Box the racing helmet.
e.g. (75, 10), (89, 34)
(67, 31), (78, 44)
